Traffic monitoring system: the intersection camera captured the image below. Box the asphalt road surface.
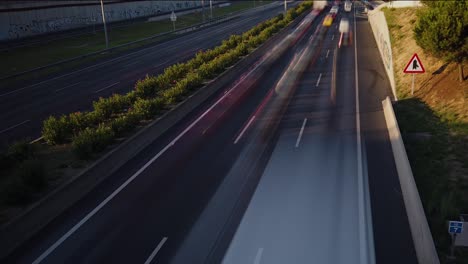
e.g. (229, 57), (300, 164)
(0, 2), (294, 149)
(3, 2), (418, 264)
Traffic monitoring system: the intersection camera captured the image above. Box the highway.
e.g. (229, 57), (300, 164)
(0, 1), (293, 149)
(3, 2), (418, 264)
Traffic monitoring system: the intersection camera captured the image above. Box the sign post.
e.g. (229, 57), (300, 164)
(170, 11), (177, 31)
(403, 53), (425, 95)
(448, 221), (463, 260)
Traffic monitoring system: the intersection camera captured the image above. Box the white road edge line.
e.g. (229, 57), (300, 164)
(94, 82), (120, 93)
(234, 115), (256, 144)
(31, 48), (267, 264)
(143, 237), (168, 264)
(315, 73), (322, 87)
(0, 120), (31, 134)
(123, 60), (140, 68)
(55, 82), (81, 92)
(354, 4), (375, 264)
(253, 248), (264, 264)
(326, 49), (330, 58)
(295, 118), (307, 148)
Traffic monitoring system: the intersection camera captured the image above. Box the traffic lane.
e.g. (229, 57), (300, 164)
(0, 9), (287, 147)
(0, 3), (287, 96)
(353, 3), (418, 263)
(0, 9), (285, 146)
(0, 13), (270, 110)
(221, 35), (361, 264)
(4, 13), (318, 263)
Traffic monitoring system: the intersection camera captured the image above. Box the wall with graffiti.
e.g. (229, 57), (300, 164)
(0, 1), (202, 41)
(367, 4), (397, 100)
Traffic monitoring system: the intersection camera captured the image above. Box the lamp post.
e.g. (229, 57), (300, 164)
(209, 0), (213, 19)
(99, 0), (109, 49)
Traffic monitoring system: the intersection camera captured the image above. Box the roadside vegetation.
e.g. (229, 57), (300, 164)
(383, 2), (467, 263)
(0, 1), (313, 225)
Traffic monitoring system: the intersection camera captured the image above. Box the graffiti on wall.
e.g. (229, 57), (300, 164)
(8, 16), (98, 39)
(4, 1), (200, 40)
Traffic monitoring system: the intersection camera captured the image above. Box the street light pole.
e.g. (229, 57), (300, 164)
(209, 0), (213, 19)
(284, 0), (287, 14)
(99, 0), (109, 49)
(202, 0), (205, 22)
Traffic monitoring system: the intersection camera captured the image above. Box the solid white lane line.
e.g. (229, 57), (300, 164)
(234, 115), (256, 144)
(354, 4), (374, 264)
(295, 118), (307, 148)
(253, 248), (264, 264)
(143, 237), (168, 264)
(315, 73), (322, 87)
(123, 60), (140, 68)
(31, 47), (268, 264)
(55, 82), (81, 92)
(326, 49), (330, 58)
(154, 60), (170, 69)
(94, 82), (120, 93)
(0, 120), (30, 134)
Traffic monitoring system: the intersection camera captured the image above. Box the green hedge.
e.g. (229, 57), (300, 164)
(40, 1), (313, 159)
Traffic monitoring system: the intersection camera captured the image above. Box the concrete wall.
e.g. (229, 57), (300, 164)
(367, 4), (397, 100)
(0, 1), (203, 41)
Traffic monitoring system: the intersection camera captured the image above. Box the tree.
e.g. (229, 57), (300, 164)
(414, 0), (468, 81)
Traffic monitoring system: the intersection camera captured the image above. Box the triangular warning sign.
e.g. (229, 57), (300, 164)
(403, 53), (425, 73)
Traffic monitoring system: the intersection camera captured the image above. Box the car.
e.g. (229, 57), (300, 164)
(344, 1), (352, 12)
(323, 14), (334, 27)
(329, 5), (339, 18)
(338, 18), (352, 47)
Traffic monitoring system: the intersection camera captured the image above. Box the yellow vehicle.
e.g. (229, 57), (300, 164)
(323, 14), (333, 27)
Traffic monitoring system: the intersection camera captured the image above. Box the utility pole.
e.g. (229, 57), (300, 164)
(284, 0), (287, 14)
(202, 0), (205, 22)
(99, 0), (109, 49)
(209, 0), (213, 19)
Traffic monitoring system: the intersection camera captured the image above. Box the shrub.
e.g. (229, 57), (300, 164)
(42, 115), (71, 144)
(6, 140), (35, 162)
(2, 159), (47, 205)
(185, 72), (203, 91)
(160, 83), (187, 105)
(93, 93), (132, 120)
(132, 97), (164, 119)
(68, 112), (94, 134)
(135, 75), (160, 98)
(18, 159), (46, 191)
(3, 177), (32, 205)
(72, 125), (114, 159)
(162, 63), (191, 84)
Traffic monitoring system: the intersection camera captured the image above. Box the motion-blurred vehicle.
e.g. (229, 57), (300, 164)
(329, 5), (339, 18)
(338, 18), (352, 47)
(323, 14), (334, 27)
(344, 1), (352, 12)
(313, 0), (328, 10)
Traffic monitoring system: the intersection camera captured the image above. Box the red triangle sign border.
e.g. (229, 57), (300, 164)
(403, 53), (425, 73)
